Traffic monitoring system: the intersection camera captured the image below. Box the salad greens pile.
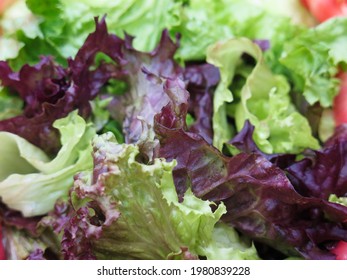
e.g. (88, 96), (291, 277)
(1, 0), (347, 260)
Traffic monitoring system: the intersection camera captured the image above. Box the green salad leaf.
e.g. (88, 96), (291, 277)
(0, 111), (95, 217)
(207, 38), (320, 153)
(280, 17), (347, 107)
(0, 87), (23, 121)
(203, 223), (259, 260)
(56, 132), (244, 260)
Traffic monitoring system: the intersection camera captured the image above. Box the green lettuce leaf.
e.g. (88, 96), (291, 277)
(207, 38), (320, 154)
(89, 96), (112, 132)
(172, 0), (303, 61)
(21, 0), (180, 65)
(329, 194), (347, 207)
(0, 86), (23, 121)
(280, 17), (347, 107)
(57, 133), (257, 260)
(203, 223), (259, 260)
(170, 0), (234, 61)
(0, 111), (95, 217)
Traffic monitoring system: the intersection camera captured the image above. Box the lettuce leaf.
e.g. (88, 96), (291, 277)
(0, 111), (95, 217)
(2, 226), (48, 260)
(280, 17), (347, 107)
(286, 132), (347, 200)
(0, 87), (23, 121)
(203, 223), (259, 260)
(206, 38), (319, 154)
(172, 0), (302, 61)
(329, 194), (347, 207)
(0, 202), (61, 260)
(47, 132), (237, 260)
(183, 63), (220, 144)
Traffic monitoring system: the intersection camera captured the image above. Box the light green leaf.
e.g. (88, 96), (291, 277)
(203, 223), (259, 260)
(280, 17), (347, 107)
(329, 194), (347, 207)
(206, 39), (244, 150)
(0, 111), (95, 217)
(172, 0), (302, 61)
(207, 38), (319, 154)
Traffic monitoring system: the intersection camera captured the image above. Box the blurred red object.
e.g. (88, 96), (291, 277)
(333, 72), (347, 126)
(331, 241), (347, 260)
(0, 0), (17, 15)
(301, 0), (347, 22)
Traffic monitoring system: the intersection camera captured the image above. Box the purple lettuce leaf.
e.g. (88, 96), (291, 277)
(252, 39), (270, 52)
(325, 124), (347, 147)
(0, 203), (61, 260)
(286, 140), (347, 201)
(0, 17), (123, 155)
(26, 249), (46, 260)
(154, 91), (347, 260)
(0, 202), (41, 236)
(231, 120), (347, 202)
(183, 63), (220, 144)
(105, 29), (183, 145)
(39, 200), (97, 260)
(60, 206), (99, 260)
(0, 57), (70, 154)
